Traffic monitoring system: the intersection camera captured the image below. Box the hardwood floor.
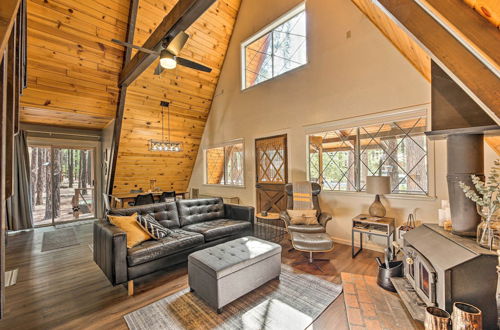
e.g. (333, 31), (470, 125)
(1, 222), (383, 329)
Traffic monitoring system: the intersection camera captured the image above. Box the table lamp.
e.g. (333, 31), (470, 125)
(366, 176), (391, 217)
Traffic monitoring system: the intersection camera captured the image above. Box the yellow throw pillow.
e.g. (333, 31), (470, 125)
(287, 209), (318, 225)
(108, 213), (152, 248)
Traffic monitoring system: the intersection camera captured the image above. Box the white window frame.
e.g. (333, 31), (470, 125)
(304, 105), (436, 199)
(204, 139), (245, 187)
(240, 2), (307, 90)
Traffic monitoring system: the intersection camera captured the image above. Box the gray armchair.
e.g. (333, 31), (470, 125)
(280, 182), (333, 233)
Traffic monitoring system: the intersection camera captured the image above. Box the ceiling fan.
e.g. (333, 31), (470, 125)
(111, 31), (212, 75)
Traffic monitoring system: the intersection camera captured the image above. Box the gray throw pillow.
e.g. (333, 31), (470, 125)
(136, 214), (172, 239)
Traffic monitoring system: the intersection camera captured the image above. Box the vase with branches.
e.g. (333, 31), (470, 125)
(459, 159), (500, 250)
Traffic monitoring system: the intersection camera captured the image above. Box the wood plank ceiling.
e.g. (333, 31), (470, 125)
(112, 0), (241, 194)
(20, 0), (130, 129)
(352, 0), (500, 154)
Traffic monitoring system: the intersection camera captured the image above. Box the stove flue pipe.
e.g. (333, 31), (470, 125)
(447, 134), (484, 237)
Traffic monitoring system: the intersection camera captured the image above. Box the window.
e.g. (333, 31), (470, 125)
(308, 116), (428, 195)
(241, 4), (307, 89)
(205, 142), (244, 186)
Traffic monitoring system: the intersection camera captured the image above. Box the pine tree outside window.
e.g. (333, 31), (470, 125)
(242, 4), (307, 89)
(308, 116), (429, 195)
(205, 142), (244, 186)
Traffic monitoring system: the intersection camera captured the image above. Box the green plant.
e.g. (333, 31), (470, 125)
(459, 159), (500, 218)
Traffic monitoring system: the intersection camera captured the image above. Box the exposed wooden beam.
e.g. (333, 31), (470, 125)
(376, 0), (500, 123)
(118, 0), (216, 87)
(107, 0), (139, 196)
(0, 0), (21, 63)
(419, 0), (499, 72)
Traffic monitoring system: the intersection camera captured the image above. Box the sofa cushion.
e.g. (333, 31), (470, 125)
(182, 219), (252, 242)
(137, 214), (173, 239)
(127, 229), (204, 267)
(109, 201), (180, 229)
(177, 198), (225, 226)
(108, 213), (152, 248)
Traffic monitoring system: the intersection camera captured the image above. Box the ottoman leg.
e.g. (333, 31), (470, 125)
(217, 308), (223, 314)
(189, 287), (194, 292)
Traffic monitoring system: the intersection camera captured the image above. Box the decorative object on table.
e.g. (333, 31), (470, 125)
(397, 209), (417, 246)
(375, 248), (403, 292)
(438, 200), (452, 227)
(366, 176), (391, 217)
(451, 302), (482, 330)
(424, 306), (450, 330)
(149, 179), (156, 192)
(459, 159), (500, 250)
(261, 210), (268, 216)
(352, 214), (395, 258)
(148, 101), (182, 152)
(443, 219), (453, 231)
(125, 265), (342, 330)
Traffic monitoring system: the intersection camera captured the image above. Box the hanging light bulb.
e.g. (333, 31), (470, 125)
(159, 50), (177, 69)
(148, 100), (182, 152)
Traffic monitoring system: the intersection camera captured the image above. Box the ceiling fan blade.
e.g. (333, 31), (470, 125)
(111, 39), (160, 56)
(165, 31), (189, 56)
(154, 63), (164, 75)
(176, 57), (212, 73)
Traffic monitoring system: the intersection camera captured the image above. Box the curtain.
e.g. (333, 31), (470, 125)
(7, 130), (33, 230)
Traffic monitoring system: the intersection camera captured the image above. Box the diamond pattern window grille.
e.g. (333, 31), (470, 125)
(206, 143), (244, 186)
(244, 10), (307, 89)
(256, 136), (287, 184)
(308, 117), (428, 195)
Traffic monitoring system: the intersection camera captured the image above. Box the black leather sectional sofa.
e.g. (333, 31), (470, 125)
(93, 198), (254, 289)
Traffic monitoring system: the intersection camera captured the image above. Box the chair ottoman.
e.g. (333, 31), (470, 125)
(290, 232), (334, 272)
(188, 236), (282, 313)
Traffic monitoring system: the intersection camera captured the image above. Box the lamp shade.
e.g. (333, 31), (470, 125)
(366, 176), (391, 195)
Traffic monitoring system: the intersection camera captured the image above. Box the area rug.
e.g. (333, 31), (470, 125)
(41, 228), (80, 252)
(125, 265), (342, 330)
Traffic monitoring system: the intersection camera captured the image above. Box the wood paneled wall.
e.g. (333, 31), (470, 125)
(19, 0), (130, 129)
(112, 0), (241, 194)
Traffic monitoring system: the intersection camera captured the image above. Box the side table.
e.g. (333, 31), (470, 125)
(254, 212), (286, 243)
(352, 214), (395, 258)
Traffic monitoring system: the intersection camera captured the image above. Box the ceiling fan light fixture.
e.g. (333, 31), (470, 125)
(159, 50), (176, 69)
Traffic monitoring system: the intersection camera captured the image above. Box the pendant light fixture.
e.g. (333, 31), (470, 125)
(149, 101), (182, 152)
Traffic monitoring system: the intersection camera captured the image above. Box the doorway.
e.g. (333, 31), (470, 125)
(28, 145), (96, 226)
(255, 134), (288, 213)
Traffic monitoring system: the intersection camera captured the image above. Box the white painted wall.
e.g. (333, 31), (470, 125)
(188, 0), (496, 251)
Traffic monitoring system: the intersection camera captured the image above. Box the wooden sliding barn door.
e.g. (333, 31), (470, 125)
(255, 134), (288, 213)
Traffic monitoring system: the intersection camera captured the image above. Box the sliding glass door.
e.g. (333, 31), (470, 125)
(29, 145), (96, 226)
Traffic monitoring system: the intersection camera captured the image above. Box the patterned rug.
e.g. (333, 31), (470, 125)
(41, 228), (80, 252)
(125, 265), (342, 330)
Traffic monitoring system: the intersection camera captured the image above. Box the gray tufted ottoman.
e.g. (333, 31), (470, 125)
(188, 236), (281, 313)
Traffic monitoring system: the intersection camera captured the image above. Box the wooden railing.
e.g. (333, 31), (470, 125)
(0, 0), (22, 63)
